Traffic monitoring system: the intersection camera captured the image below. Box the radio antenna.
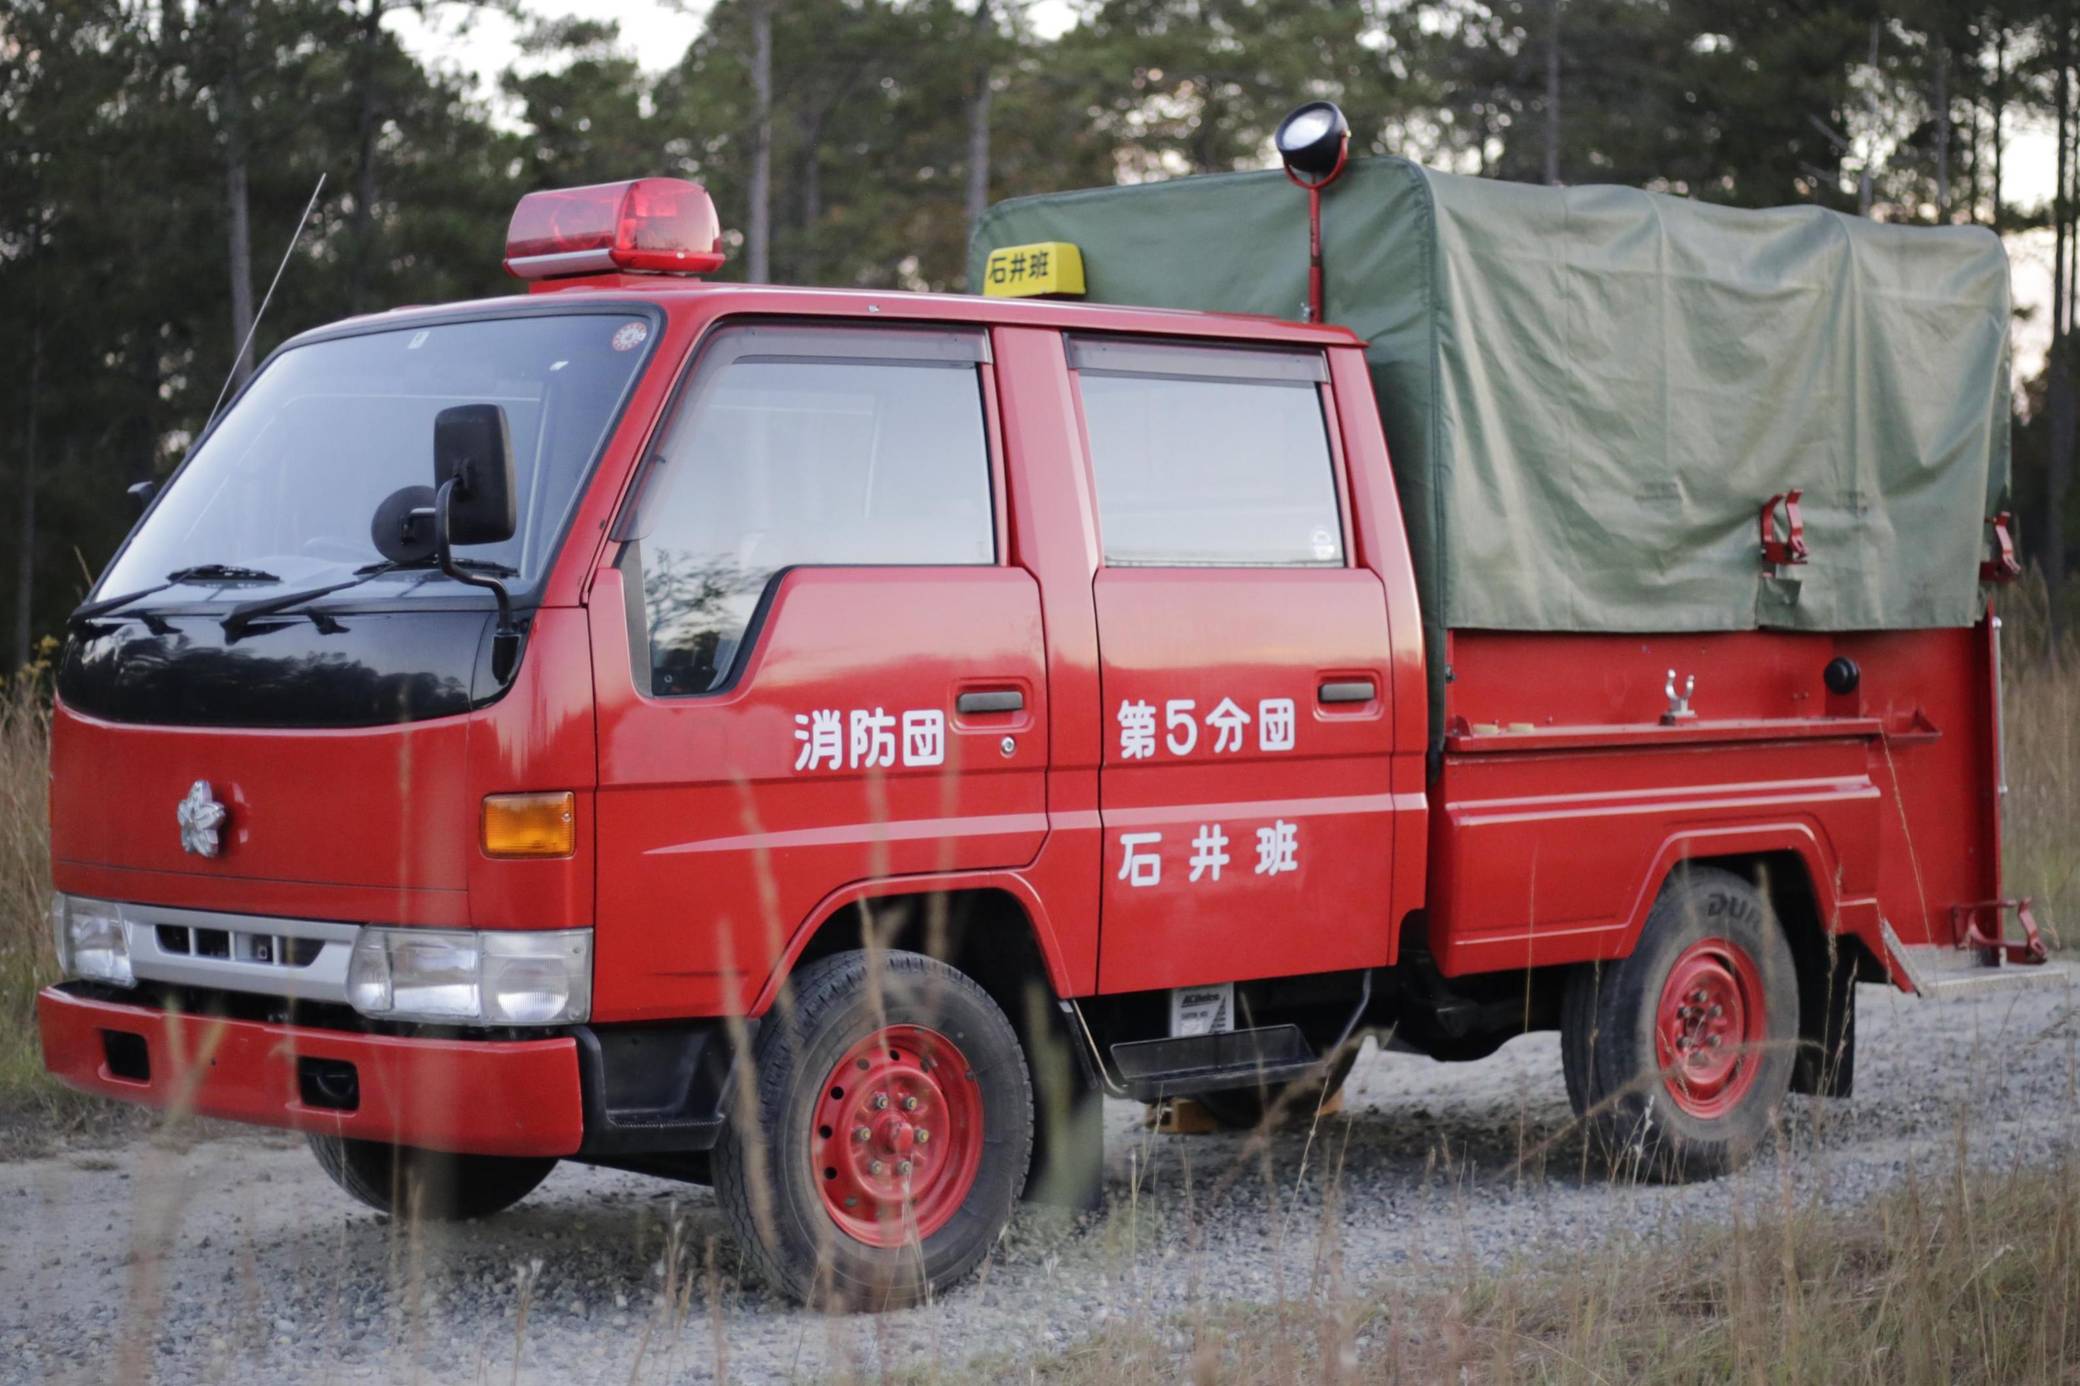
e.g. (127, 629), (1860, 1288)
(202, 172), (327, 437)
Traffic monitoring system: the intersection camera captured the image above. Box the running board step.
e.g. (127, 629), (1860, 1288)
(1110, 1023), (1319, 1103)
(1882, 920), (2073, 998)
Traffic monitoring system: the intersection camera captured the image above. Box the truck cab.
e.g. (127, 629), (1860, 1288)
(38, 176), (2054, 1310)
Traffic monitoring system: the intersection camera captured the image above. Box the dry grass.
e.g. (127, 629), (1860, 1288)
(0, 647), (131, 1149)
(0, 655), (58, 1109)
(958, 1147), (2080, 1385)
(0, 596), (2075, 1373)
(1999, 576), (2080, 946)
(7, 609), (2070, 1114)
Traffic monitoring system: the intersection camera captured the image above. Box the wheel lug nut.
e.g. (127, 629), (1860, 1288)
(1706, 1035), (1722, 1048)
(854, 1126), (870, 1142)
(1709, 1004), (1723, 1018)
(915, 1129), (930, 1145)
(901, 1095), (919, 1112)
(897, 1160), (913, 1176)
(871, 1093), (889, 1111)
(869, 1159), (885, 1176)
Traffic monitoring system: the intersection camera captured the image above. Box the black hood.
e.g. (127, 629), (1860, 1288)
(58, 606), (524, 728)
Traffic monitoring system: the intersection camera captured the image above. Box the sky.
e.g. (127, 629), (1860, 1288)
(389, 0), (1079, 89)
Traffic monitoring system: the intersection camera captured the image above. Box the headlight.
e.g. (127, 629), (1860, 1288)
(347, 927), (591, 1026)
(53, 894), (134, 987)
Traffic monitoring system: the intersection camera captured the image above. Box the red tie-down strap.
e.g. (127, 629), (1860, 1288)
(1980, 513), (2021, 583)
(1760, 490), (1808, 567)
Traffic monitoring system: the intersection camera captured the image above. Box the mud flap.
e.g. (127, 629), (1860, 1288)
(1021, 1000), (1105, 1212)
(1790, 945), (1855, 1098)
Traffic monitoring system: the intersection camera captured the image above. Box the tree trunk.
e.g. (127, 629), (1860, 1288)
(797, 112), (822, 284)
(1542, 0), (1562, 185)
(2053, 20), (2077, 634)
(1857, 19), (1879, 217)
(964, 0), (994, 244)
(1964, 39), (1979, 224)
(1934, 39), (1950, 220)
(1991, 26), (2005, 235)
(13, 319), (41, 669)
(747, 0), (772, 283)
(2068, 16), (2078, 340)
(223, 0), (256, 387)
(348, 0), (384, 313)
(2051, 344), (2074, 635)
(2058, 22), (2070, 342)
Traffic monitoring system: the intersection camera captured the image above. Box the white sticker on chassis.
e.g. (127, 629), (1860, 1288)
(1170, 982), (1235, 1038)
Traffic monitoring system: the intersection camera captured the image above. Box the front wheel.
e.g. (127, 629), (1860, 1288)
(1561, 866), (1799, 1181)
(714, 950), (1034, 1309)
(306, 1134), (557, 1220)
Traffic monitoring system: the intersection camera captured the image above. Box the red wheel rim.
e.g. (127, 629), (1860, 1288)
(810, 1024), (984, 1247)
(1653, 937), (1766, 1119)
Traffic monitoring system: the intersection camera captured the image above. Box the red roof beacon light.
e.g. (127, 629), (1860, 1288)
(503, 178), (726, 281)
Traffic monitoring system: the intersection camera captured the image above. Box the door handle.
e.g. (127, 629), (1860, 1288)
(1317, 679), (1376, 705)
(957, 689), (1025, 715)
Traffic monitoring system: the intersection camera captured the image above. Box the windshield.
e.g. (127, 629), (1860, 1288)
(99, 312), (653, 605)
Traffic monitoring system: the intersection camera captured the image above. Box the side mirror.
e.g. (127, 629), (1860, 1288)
(433, 403), (517, 546)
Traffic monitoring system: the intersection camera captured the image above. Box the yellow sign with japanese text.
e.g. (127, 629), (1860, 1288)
(980, 241), (1085, 298)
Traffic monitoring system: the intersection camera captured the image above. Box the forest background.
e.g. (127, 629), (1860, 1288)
(5, 0), (2079, 659)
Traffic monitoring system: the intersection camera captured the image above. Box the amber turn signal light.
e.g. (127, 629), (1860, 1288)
(482, 792), (575, 858)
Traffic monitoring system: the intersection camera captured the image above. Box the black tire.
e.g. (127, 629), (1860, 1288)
(1561, 865), (1800, 1181)
(1190, 1048), (1360, 1131)
(305, 1133), (557, 1220)
(713, 950), (1034, 1309)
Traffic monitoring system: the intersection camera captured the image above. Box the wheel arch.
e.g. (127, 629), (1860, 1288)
(753, 878), (1102, 1207)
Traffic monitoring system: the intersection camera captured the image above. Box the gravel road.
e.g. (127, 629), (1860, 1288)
(3, 978), (2074, 1384)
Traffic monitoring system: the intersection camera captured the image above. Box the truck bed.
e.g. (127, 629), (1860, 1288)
(1424, 624), (2004, 984)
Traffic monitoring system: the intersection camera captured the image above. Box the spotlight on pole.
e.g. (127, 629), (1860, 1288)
(1274, 101), (1351, 324)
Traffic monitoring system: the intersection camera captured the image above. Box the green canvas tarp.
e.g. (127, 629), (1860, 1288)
(970, 159), (2011, 645)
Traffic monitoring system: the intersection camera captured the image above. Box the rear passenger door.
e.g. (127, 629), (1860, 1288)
(1074, 335), (1396, 994)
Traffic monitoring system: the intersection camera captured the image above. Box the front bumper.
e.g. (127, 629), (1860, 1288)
(37, 986), (585, 1158)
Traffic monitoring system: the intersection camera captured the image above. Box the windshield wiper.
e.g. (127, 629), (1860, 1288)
(170, 562), (281, 584)
(70, 585), (171, 625)
(220, 570), (388, 639)
(354, 556), (517, 577)
(219, 557), (517, 639)
(69, 563), (286, 626)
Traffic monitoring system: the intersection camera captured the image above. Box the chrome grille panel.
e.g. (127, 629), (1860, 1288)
(119, 902), (358, 1003)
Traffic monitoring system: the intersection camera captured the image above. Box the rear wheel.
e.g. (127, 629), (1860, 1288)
(1561, 866), (1799, 1180)
(714, 950), (1033, 1309)
(306, 1134), (556, 1220)
(1190, 1049), (1359, 1131)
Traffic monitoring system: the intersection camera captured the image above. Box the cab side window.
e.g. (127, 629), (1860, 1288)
(623, 324), (995, 696)
(1069, 335), (1344, 567)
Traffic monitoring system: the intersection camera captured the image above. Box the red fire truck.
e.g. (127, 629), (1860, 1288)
(37, 149), (2054, 1308)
